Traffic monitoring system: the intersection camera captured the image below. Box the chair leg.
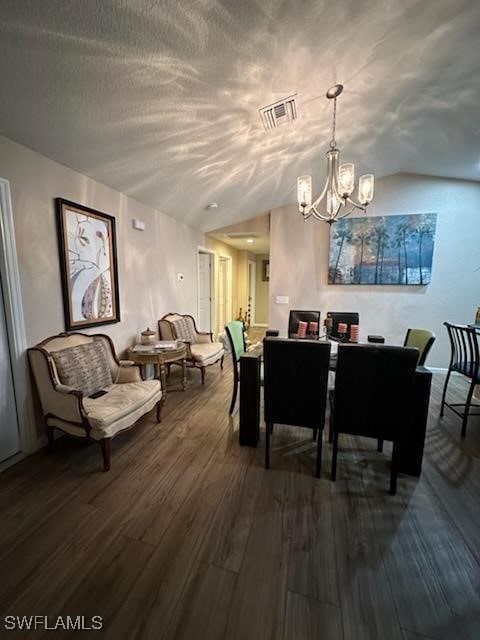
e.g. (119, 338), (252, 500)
(390, 442), (398, 495)
(47, 426), (54, 452)
(377, 439), (384, 452)
(461, 380), (477, 438)
(331, 432), (339, 481)
(328, 411), (334, 443)
(99, 438), (111, 472)
(440, 369), (452, 417)
(220, 355), (224, 370)
(313, 428), (318, 442)
(265, 421), (271, 469)
(229, 378), (238, 415)
(201, 367), (206, 384)
(156, 400), (162, 423)
(315, 430), (323, 478)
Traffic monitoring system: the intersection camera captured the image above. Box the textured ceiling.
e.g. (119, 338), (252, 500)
(0, 0), (479, 231)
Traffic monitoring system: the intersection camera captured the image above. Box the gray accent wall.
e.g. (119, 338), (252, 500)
(269, 173), (480, 368)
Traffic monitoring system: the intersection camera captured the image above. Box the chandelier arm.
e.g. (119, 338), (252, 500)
(345, 196), (367, 212)
(309, 181), (329, 212)
(336, 205), (358, 220)
(310, 205), (332, 221)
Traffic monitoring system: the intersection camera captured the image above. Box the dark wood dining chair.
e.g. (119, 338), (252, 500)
(288, 310), (321, 338)
(326, 311), (359, 340)
(330, 343), (419, 494)
(264, 337), (331, 477)
(440, 322), (480, 437)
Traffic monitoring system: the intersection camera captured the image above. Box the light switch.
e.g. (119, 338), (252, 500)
(275, 295), (289, 304)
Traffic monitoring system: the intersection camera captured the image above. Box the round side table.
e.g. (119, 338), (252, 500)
(127, 343), (187, 403)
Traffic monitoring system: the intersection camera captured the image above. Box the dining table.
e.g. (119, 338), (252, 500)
(239, 336), (432, 478)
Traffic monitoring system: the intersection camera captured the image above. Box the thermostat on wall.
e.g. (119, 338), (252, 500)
(275, 295), (289, 304)
(132, 218), (145, 231)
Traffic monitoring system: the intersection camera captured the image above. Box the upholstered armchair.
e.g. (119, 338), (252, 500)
(158, 313), (224, 383)
(28, 332), (163, 471)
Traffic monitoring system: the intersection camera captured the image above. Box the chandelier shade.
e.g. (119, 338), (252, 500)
(297, 84), (374, 223)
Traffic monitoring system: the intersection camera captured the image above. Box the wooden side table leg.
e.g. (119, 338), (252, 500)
(182, 358), (187, 391)
(160, 362), (167, 403)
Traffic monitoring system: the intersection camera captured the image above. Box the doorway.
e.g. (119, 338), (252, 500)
(247, 259), (256, 327)
(197, 249), (214, 332)
(0, 271), (19, 462)
(217, 255), (232, 334)
(0, 178), (23, 464)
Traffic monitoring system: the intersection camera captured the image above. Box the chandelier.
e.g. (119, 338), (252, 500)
(297, 84), (374, 224)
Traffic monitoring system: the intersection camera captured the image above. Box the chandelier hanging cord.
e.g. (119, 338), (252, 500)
(329, 97), (337, 150)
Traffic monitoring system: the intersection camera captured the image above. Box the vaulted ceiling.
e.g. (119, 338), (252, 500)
(0, 0), (479, 231)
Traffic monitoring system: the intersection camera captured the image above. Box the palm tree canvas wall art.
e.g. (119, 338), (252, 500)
(328, 213), (437, 285)
(56, 199), (120, 330)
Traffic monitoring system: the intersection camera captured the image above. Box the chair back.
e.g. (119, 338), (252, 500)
(404, 328), (436, 365)
(288, 310), (321, 338)
(264, 337), (331, 430)
(444, 322), (480, 380)
(225, 321), (246, 364)
(326, 311), (359, 339)
(333, 344), (418, 441)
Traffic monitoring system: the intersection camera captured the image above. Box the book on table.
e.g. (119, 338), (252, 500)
(132, 341), (178, 352)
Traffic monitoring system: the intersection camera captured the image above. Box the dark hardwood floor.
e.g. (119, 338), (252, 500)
(0, 365), (479, 639)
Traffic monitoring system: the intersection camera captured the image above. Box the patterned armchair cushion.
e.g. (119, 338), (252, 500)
(51, 342), (113, 398)
(172, 316), (197, 343)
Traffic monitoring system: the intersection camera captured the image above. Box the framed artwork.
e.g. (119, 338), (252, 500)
(328, 213), (437, 285)
(55, 198), (120, 330)
(262, 259), (270, 281)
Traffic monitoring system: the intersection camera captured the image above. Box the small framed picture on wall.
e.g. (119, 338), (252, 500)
(55, 198), (121, 331)
(262, 259), (270, 282)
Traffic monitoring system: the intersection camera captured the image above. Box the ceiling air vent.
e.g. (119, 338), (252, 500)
(225, 233), (260, 240)
(259, 94), (298, 130)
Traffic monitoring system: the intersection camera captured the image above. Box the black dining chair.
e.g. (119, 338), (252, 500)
(440, 322), (480, 437)
(330, 343), (419, 494)
(264, 337), (331, 477)
(326, 311), (359, 341)
(288, 310), (321, 338)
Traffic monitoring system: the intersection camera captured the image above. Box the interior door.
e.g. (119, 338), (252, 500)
(0, 269), (20, 461)
(218, 257), (227, 333)
(198, 252), (212, 332)
(247, 260), (256, 326)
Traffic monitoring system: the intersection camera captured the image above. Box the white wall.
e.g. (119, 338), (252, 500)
(269, 173), (480, 368)
(0, 135), (204, 349)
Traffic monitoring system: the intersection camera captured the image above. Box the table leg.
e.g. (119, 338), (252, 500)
(160, 362), (167, 402)
(182, 358), (187, 391)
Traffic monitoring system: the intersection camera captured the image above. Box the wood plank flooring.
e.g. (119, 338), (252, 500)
(0, 364), (479, 639)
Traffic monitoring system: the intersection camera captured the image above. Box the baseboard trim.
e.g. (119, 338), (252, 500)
(0, 451), (27, 472)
